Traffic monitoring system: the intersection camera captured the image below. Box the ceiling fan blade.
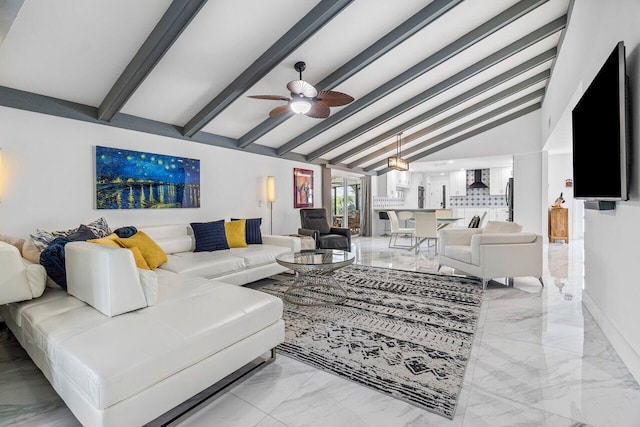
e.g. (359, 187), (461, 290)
(305, 102), (330, 119)
(247, 95), (290, 101)
(316, 90), (354, 107)
(287, 80), (318, 98)
(269, 104), (290, 118)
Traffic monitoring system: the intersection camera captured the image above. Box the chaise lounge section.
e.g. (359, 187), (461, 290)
(0, 223), (301, 427)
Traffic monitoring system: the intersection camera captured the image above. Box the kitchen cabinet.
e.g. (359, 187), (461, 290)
(449, 170), (467, 196)
(386, 170), (411, 196)
(494, 208), (510, 221)
(490, 167), (512, 195)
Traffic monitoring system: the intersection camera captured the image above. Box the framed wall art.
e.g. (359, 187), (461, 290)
(95, 146), (200, 209)
(293, 168), (313, 209)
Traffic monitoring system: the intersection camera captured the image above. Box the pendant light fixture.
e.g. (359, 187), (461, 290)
(387, 132), (409, 171)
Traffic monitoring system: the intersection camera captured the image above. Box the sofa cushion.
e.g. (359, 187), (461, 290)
(24, 284), (282, 409)
(231, 217), (263, 244)
(229, 244), (290, 267)
(0, 233), (26, 253)
(191, 220), (229, 252)
(224, 219), (247, 248)
(0, 241), (46, 305)
(21, 237), (42, 264)
(65, 242), (149, 317)
(115, 231), (167, 269)
(483, 221), (523, 233)
(444, 245), (473, 264)
(160, 251), (245, 278)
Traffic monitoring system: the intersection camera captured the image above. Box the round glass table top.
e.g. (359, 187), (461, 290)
(276, 249), (355, 267)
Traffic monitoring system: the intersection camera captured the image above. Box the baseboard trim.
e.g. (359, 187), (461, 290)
(582, 291), (640, 383)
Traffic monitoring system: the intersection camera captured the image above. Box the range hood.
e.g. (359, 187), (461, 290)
(468, 169), (488, 189)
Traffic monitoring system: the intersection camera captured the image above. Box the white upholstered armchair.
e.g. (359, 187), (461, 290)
(437, 221), (543, 289)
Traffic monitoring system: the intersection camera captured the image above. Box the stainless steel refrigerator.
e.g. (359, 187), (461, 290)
(506, 177), (514, 221)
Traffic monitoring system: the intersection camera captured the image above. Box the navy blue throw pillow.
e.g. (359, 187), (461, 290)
(190, 220), (229, 252)
(66, 224), (98, 241)
(231, 217), (263, 244)
(114, 226), (138, 238)
(39, 237), (72, 289)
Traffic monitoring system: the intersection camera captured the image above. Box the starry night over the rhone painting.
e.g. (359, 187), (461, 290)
(96, 146), (200, 209)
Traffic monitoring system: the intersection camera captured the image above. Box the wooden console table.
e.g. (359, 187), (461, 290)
(548, 207), (568, 243)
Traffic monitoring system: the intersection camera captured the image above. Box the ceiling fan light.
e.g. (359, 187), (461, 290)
(290, 98), (312, 114)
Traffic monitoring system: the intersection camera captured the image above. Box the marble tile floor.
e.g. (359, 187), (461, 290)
(2, 236), (640, 426)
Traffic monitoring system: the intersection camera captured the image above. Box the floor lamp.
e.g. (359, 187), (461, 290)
(266, 176), (275, 234)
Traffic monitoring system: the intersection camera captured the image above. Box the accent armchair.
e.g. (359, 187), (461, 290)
(438, 221), (543, 289)
(299, 208), (351, 252)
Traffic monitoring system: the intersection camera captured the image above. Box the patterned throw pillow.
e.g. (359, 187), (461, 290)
(190, 220), (229, 252)
(84, 217), (112, 238)
(30, 217), (112, 251)
(31, 228), (76, 251)
(231, 217), (263, 244)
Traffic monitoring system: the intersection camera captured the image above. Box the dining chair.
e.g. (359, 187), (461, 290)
(435, 208), (453, 219)
(414, 212), (439, 254)
(398, 211), (414, 228)
(387, 210), (415, 248)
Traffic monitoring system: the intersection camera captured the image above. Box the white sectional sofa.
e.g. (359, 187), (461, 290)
(0, 223), (301, 427)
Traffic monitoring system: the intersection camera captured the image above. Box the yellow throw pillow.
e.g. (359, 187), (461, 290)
(127, 246), (151, 270)
(224, 219), (247, 248)
(88, 233), (151, 270)
(116, 231), (167, 269)
(88, 233), (120, 247)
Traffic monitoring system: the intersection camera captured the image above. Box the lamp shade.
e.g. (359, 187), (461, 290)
(388, 156), (409, 171)
(289, 98), (312, 114)
(266, 176), (275, 202)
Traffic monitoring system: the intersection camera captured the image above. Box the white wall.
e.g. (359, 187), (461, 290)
(0, 106), (321, 237)
(541, 0), (640, 381)
(513, 152), (542, 233)
(424, 110), (543, 233)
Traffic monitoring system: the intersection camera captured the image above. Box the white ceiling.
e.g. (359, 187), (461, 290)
(0, 0), (570, 174)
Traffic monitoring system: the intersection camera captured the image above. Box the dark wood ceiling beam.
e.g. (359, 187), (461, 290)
(0, 85), (342, 166)
(344, 67), (552, 168)
(182, 0), (354, 138)
(364, 92), (544, 172)
(334, 50), (555, 166)
(276, 0), (551, 157)
(376, 103), (541, 175)
(306, 15), (566, 161)
(236, 0), (464, 149)
(347, 81), (549, 168)
(98, 0), (208, 122)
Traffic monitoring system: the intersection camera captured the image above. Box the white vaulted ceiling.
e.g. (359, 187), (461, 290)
(0, 0), (570, 175)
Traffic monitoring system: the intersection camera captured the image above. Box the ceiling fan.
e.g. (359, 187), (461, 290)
(248, 61), (354, 119)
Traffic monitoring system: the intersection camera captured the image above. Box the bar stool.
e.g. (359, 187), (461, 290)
(378, 211), (390, 236)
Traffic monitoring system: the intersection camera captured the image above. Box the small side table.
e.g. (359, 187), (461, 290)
(548, 207), (568, 243)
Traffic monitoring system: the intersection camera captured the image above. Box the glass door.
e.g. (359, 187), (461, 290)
(331, 173), (364, 236)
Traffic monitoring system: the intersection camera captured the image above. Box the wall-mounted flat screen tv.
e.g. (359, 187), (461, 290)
(571, 41), (630, 201)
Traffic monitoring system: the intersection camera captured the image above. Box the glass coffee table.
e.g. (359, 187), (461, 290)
(275, 249), (355, 306)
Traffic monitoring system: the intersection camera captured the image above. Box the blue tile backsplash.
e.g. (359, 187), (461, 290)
(449, 169), (508, 207)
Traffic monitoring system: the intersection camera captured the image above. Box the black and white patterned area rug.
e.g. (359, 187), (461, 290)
(259, 264), (484, 420)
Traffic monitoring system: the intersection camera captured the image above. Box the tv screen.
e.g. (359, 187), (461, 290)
(571, 41), (630, 201)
